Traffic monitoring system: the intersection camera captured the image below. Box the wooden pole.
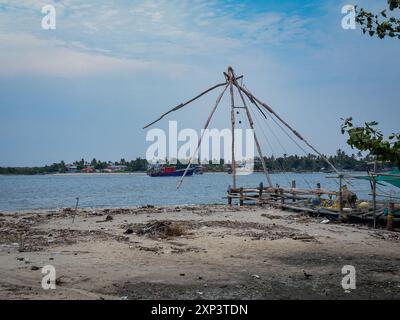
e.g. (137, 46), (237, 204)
(316, 183), (321, 203)
(339, 175), (345, 222)
(177, 84), (229, 189)
(291, 180), (296, 202)
(228, 68), (237, 189)
(72, 197), (79, 223)
(387, 202), (395, 231)
(373, 159), (378, 229)
(232, 72), (273, 188)
(280, 188), (285, 208)
(143, 82), (227, 129)
(259, 182), (264, 203)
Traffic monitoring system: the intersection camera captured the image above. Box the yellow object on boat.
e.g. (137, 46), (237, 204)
(358, 202), (369, 209)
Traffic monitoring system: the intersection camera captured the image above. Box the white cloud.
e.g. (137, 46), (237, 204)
(0, 0), (322, 77)
(3, 0), (312, 54)
(0, 33), (190, 77)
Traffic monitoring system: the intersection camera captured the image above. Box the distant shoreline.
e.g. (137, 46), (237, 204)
(0, 171), (336, 177)
(52, 172), (147, 176)
(0, 172), (146, 177)
(0, 170), (361, 177)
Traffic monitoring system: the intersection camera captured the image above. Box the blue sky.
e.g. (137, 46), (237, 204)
(0, 0), (399, 166)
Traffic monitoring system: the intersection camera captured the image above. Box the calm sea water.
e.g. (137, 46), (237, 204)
(0, 173), (399, 212)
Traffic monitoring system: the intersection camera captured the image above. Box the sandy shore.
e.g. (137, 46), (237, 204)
(1, 205), (399, 300)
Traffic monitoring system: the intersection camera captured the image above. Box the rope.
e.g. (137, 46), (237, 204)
(263, 113), (314, 190)
(243, 88), (314, 189)
(246, 95), (292, 187)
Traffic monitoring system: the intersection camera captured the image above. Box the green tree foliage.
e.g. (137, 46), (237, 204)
(127, 158), (148, 172)
(341, 118), (400, 169)
(74, 158), (86, 170)
(253, 150), (374, 172)
(0, 162), (66, 175)
(356, 0), (400, 39)
(59, 161), (67, 173)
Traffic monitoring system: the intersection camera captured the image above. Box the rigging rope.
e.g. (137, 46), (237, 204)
(242, 84), (350, 189)
(243, 85), (310, 156)
(247, 97), (292, 187)
(246, 93), (314, 190)
(237, 83), (343, 178)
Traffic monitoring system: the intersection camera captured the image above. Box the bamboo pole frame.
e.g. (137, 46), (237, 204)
(177, 84), (229, 189)
(143, 82), (227, 129)
(143, 66), (343, 190)
(228, 68), (237, 189)
(231, 69), (273, 188)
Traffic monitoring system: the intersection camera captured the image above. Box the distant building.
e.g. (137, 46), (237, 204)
(105, 165), (128, 173)
(81, 166), (95, 173)
(66, 164), (79, 173)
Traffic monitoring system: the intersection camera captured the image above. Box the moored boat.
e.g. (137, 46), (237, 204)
(147, 164), (197, 177)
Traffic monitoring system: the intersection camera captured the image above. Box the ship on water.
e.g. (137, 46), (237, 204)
(147, 163), (202, 177)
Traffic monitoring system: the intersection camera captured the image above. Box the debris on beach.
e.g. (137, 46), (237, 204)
(137, 245), (161, 253)
(0, 216), (130, 252)
(1, 205), (400, 300)
(96, 215), (114, 223)
(303, 270), (313, 280)
(124, 228), (134, 235)
(136, 221), (187, 239)
(56, 276), (66, 286)
(122, 218), (316, 242)
(261, 214), (283, 220)
(371, 231), (400, 242)
(291, 234), (316, 242)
